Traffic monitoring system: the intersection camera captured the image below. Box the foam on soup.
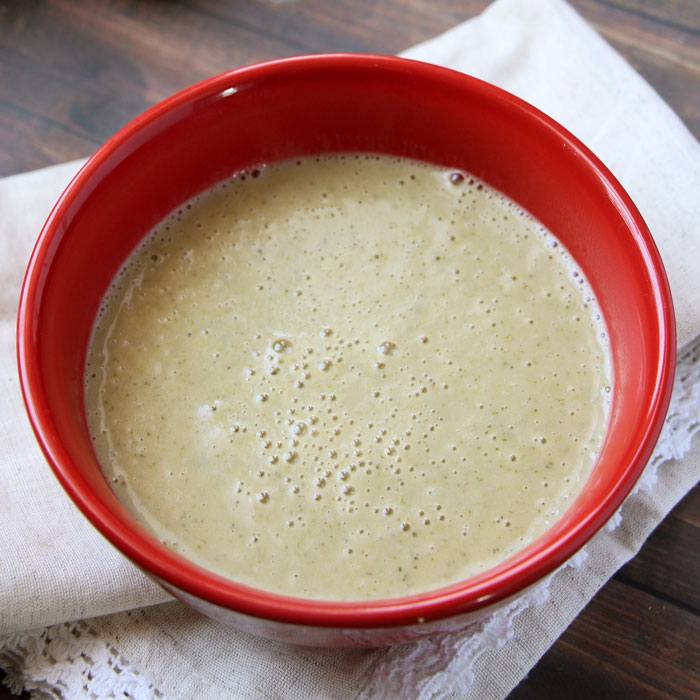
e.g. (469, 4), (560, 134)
(85, 154), (610, 600)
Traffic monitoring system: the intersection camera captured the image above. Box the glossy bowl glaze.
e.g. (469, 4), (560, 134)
(17, 54), (675, 647)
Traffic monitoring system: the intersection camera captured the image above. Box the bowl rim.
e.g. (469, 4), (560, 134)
(17, 52), (676, 630)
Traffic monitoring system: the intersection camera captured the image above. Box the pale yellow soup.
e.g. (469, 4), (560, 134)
(86, 154), (610, 601)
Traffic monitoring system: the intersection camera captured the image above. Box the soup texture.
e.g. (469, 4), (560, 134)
(86, 155), (610, 600)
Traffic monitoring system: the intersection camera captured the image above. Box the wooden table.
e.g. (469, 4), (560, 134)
(1, 1), (698, 698)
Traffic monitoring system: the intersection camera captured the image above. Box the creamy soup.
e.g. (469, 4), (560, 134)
(85, 154), (610, 600)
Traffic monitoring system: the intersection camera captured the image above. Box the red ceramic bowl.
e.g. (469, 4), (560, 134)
(17, 54), (675, 647)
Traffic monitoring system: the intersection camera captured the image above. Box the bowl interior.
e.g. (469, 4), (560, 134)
(18, 55), (675, 628)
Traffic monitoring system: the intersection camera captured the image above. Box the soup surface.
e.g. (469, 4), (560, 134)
(86, 154), (610, 600)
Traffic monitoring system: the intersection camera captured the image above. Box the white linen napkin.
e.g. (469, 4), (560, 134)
(1, 0), (699, 698)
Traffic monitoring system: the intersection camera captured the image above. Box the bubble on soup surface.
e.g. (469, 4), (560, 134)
(272, 338), (291, 353)
(378, 341), (396, 356)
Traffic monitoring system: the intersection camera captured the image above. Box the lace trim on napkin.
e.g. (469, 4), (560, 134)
(2, 339), (699, 700)
(0, 620), (161, 700)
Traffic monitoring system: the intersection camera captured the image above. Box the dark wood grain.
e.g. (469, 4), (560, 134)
(1, 1), (698, 698)
(603, 0), (700, 33)
(615, 496), (700, 614)
(511, 577), (700, 700)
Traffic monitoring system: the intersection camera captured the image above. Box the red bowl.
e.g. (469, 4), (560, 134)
(17, 54), (675, 647)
